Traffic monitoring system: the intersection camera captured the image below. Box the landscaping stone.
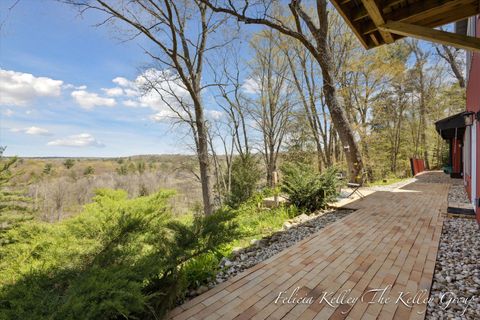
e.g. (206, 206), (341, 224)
(425, 218), (480, 320)
(414, 171), (462, 184)
(448, 184), (470, 204)
(195, 285), (209, 295)
(231, 247), (242, 257)
(282, 221), (293, 230)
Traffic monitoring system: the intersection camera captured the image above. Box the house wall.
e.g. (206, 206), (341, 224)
(465, 15), (480, 223)
(452, 138), (462, 174)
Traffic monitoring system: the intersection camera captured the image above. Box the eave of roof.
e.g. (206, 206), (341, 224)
(435, 111), (473, 140)
(330, 0), (480, 51)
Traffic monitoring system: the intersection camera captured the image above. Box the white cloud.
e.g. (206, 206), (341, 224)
(102, 87), (124, 97)
(112, 69), (192, 122)
(112, 77), (131, 87)
(25, 126), (51, 135)
(242, 78), (261, 94)
(150, 109), (184, 122)
(0, 69), (63, 106)
(47, 133), (104, 147)
(136, 70), (190, 109)
(124, 88), (138, 97)
(123, 99), (140, 107)
(71, 90), (116, 109)
(11, 126), (52, 136)
(2, 108), (14, 116)
(63, 84), (87, 90)
(205, 109), (223, 120)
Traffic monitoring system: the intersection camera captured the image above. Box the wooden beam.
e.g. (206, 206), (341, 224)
(370, 33), (380, 46)
(352, 9), (369, 22)
(361, 0), (394, 43)
(382, 0), (406, 10)
(329, 0), (371, 49)
(379, 21), (480, 52)
(362, 0), (480, 36)
(405, 4), (480, 29)
(386, 0), (477, 25)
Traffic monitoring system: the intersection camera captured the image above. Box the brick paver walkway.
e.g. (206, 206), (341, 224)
(169, 178), (449, 320)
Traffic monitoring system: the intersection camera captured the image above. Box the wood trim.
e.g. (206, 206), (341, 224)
(379, 21), (480, 52)
(329, 0), (371, 48)
(362, 1), (480, 35)
(387, 0), (478, 25)
(360, 0), (394, 43)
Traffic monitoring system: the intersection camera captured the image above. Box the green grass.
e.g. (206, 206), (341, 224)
(368, 177), (409, 186)
(177, 197), (300, 252)
(231, 204), (299, 248)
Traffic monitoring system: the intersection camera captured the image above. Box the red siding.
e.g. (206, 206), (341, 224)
(466, 16), (480, 223)
(466, 175), (472, 200)
(466, 18), (480, 115)
(452, 138), (462, 173)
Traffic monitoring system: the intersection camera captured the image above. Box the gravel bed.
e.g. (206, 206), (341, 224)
(426, 218), (480, 320)
(415, 171), (456, 184)
(448, 185), (471, 204)
(183, 209), (353, 299)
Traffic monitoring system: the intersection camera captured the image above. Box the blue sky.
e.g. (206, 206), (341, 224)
(0, 0), (233, 157)
(0, 1), (445, 158)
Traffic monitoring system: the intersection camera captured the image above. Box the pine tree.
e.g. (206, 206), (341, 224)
(0, 147), (31, 244)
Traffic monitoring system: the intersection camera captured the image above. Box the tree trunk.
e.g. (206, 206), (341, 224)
(194, 99), (214, 215)
(436, 45), (465, 88)
(314, 1), (363, 182)
(420, 87), (430, 170)
(315, 141), (324, 172)
(266, 143), (276, 188)
(200, 0), (364, 181)
(318, 63), (363, 182)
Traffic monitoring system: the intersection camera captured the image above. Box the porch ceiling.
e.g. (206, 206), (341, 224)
(330, 0), (480, 50)
(435, 111), (471, 140)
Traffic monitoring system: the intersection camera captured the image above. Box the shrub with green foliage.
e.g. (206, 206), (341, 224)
(137, 161), (146, 174)
(0, 148), (31, 243)
(227, 155), (262, 208)
(42, 163), (53, 175)
(83, 166), (95, 176)
(0, 188), (238, 320)
(281, 164), (339, 212)
(63, 159), (75, 169)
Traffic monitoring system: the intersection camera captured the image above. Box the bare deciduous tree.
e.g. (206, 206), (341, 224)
(247, 30), (294, 187)
(213, 47), (251, 160)
(282, 39), (330, 170)
(409, 40), (442, 170)
(435, 44), (465, 88)
(200, 0), (364, 182)
(69, 0), (227, 215)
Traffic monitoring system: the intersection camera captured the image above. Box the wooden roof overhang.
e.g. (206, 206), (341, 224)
(330, 0), (480, 52)
(435, 111), (473, 140)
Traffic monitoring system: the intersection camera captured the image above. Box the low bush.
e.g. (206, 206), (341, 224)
(0, 166), (319, 319)
(229, 189), (300, 247)
(183, 253), (220, 288)
(0, 188), (238, 320)
(227, 155), (262, 208)
(281, 164), (339, 212)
